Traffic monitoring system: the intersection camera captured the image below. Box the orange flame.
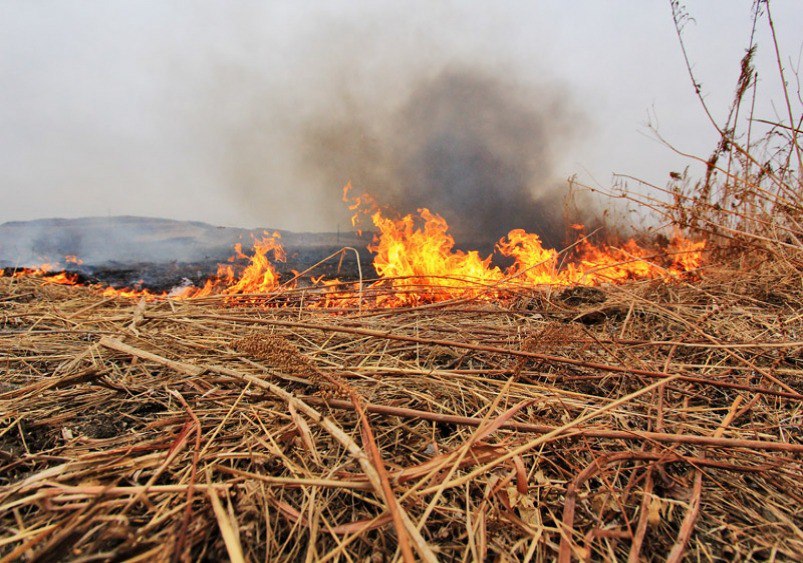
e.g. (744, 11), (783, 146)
(4, 189), (705, 307)
(352, 188), (705, 305)
(369, 208), (503, 304)
(43, 272), (81, 286)
(496, 230), (560, 286)
(13, 232), (287, 301)
(101, 284), (155, 299)
(667, 232), (706, 272)
(173, 231), (285, 299)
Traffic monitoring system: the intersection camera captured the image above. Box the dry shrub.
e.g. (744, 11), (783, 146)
(667, 1), (801, 267)
(576, 2), (802, 271)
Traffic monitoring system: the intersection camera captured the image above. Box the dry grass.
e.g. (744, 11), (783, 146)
(1, 261), (801, 561)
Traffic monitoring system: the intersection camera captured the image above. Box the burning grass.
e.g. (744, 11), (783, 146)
(1, 260), (802, 561)
(1, 204), (707, 309)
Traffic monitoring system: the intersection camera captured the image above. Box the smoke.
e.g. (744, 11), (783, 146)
(182, 5), (584, 247)
(300, 67), (577, 246)
(0, 3), (586, 248)
(0, 217), (248, 268)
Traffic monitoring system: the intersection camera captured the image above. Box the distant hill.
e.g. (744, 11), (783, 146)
(0, 216), (369, 268)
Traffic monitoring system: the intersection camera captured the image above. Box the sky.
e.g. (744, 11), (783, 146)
(1, 1), (801, 234)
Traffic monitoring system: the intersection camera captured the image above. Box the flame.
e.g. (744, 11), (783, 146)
(352, 188), (706, 304)
(101, 284), (155, 299)
(172, 231), (285, 299)
(4, 190), (705, 307)
(368, 208), (503, 304)
(8, 232), (287, 301)
(496, 229), (560, 286)
(43, 272), (81, 286)
(667, 232), (706, 272)
(343, 182), (382, 235)
(19, 263), (54, 276)
(5, 263), (81, 286)
(563, 237), (659, 284)
(308, 277), (359, 309)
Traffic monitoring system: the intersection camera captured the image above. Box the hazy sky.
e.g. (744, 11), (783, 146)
(1, 1), (801, 232)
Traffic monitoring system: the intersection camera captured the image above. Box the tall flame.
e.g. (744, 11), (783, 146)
(496, 229), (560, 286)
(369, 208), (503, 302)
(358, 192), (705, 304)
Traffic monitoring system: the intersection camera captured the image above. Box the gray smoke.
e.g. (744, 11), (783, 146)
(1, 3), (588, 253)
(299, 67), (576, 246)
(180, 6), (585, 248)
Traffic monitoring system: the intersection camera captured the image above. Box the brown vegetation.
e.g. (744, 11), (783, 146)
(1, 257), (801, 560)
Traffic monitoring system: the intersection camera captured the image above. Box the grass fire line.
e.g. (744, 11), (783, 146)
(4, 190), (706, 308)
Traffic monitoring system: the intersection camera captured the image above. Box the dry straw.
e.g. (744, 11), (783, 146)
(1, 253), (802, 561)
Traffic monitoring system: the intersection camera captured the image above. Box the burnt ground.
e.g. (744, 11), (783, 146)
(0, 215), (379, 291)
(0, 215), (531, 292)
(1, 235), (512, 293)
(66, 242), (510, 292)
(82, 243), (377, 292)
(3, 244), (377, 292)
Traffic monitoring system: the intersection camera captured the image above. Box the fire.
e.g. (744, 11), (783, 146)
(563, 238), (659, 284)
(355, 191), (706, 304)
(17, 263), (55, 277)
(496, 230), (560, 286)
(369, 208), (503, 303)
(43, 272), (81, 286)
(175, 232), (285, 299)
(188, 232), (286, 298)
(3, 190), (706, 307)
(6, 232), (287, 301)
(101, 285), (155, 299)
(118, 231), (287, 300)
(224, 234), (285, 294)
(343, 182), (382, 235)
(668, 233), (706, 272)
(308, 277), (358, 309)
(3, 262), (81, 286)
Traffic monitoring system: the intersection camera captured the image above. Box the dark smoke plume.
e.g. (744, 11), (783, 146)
(298, 67), (578, 247)
(152, 6), (587, 246)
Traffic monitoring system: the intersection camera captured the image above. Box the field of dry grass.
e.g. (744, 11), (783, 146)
(2, 260), (801, 561)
